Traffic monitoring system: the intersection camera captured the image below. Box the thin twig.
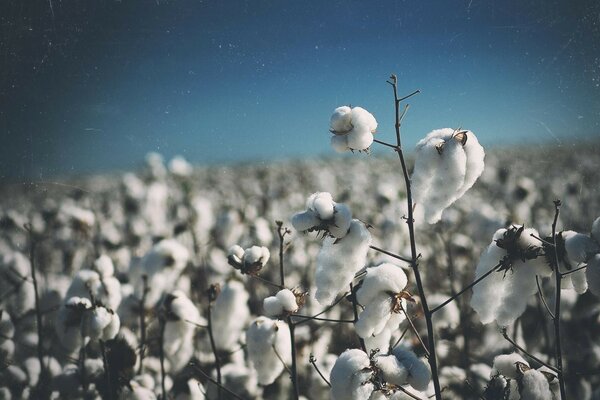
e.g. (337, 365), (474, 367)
(138, 275), (148, 375)
(399, 304), (430, 358)
(292, 293), (348, 327)
(501, 330), (558, 373)
(372, 138), (399, 150)
(248, 274), (284, 290)
(207, 286), (222, 400)
(550, 200), (568, 399)
(369, 245), (412, 263)
(391, 325), (410, 350)
(158, 317), (167, 400)
(292, 314), (355, 323)
(309, 354), (331, 387)
(536, 276), (555, 319)
(561, 264), (587, 276)
(191, 364), (246, 400)
(99, 340), (113, 398)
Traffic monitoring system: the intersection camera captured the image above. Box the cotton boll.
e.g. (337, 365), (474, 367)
(330, 203), (353, 238)
(169, 155), (193, 177)
(81, 306), (120, 341)
(374, 354), (408, 386)
(357, 263), (408, 306)
(330, 106), (353, 134)
(355, 293), (395, 338)
(93, 255), (115, 278)
(315, 220), (371, 305)
(392, 347), (431, 391)
(276, 289), (298, 312)
(0, 311), (14, 341)
(455, 130), (485, 199)
(364, 329), (392, 355)
(119, 381), (158, 399)
(291, 210), (321, 232)
(331, 135), (349, 153)
(569, 267), (588, 294)
(351, 107), (377, 132)
(246, 317), (291, 385)
(592, 217), (600, 243)
(55, 297), (92, 353)
(244, 246), (270, 266)
(228, 245), (245, 264)
(309, 192), (335, 220)
(492, 353), (528, 379)
(330, 349), (374, 400)
(211, 281), (250, 351)
(563, 230), (599, 265)
(347, 129), (374, 151)
(520, 369), (553, 400)
(263, 296), (284, 317)
(586, 254), (600, 297)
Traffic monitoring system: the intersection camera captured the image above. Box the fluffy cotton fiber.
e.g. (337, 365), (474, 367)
(246, 316), (291, 385)
(329, 349), (374, 400)
(329, 106), (377, 153)
(315, 220), (372, 305)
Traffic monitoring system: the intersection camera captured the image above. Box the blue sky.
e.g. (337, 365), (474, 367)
(2, 0), (599, 179)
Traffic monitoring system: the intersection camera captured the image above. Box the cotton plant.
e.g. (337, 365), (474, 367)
(130, 238), (190, 307)
(329, 106), (378, 153)
(291, 192), (353, 238)
(484, 353), (557, 400)
(329, 348), (375, 400)
(470, 225), (551, 326)
(354, 263), (410, 338)
(168, 155), (194, 178)
(210, 280), (250, 351)
(227, 244), (270, 275)
(65, 255), (122, 311)
(0, 251), (35, 318)
(159, 290), (205, 372)
(411, 128), (485, 224)
(315, 219), (372, 305)
(246, 316), (292, 385)
(374, 347), (432, 393)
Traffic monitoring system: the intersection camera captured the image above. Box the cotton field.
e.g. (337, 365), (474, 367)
(1, 133), (600, 400)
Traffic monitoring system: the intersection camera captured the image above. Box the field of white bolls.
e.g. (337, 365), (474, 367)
(0, 77), (600, 399)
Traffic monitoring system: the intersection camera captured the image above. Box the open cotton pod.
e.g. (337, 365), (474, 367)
(411, 128), (485, 224)
(328, 106), (377, 152)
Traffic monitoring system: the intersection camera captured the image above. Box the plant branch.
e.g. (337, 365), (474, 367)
(388, 74), (441, 400)
(138, 275), (148, 375)
(207, 286), (222, 400)
(551, 200), (568, 399)
(501, 329), (558, 373)
(399, 304), (430, 358)
(349, 283), (367, 352)
(369, 245), (412, 263)
(158, 317), (167, 400)
(292, 293), (348, 327)
(191, 364), (246, 400)
(536, 276), (555, 319)
(309, 354), (331, 387)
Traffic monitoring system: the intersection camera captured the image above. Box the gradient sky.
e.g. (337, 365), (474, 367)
(1, 0), (599, 180)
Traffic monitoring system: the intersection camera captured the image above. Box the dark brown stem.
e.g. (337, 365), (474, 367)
(158, 317), (167, 400)
(24, 224), (48, 397)
(309, 354), (331, 387)
(291, 294), (348, 327)
(206, 292), (222, 400)
(501, 329), (558, 373)
(387, 74), (441, 399)
(138, 275), (148, 375)
(276, 221), (299, 400)
(551, 200), (568, 399)
(369, 245), (412, 263)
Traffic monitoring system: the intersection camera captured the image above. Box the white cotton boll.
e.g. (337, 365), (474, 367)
(228, 245), (245, 264)
(330, 349), (374, 400)
(570, 267), (588, 294)
(315, 220), (371, 305)
(309, 192), (335, 220)
(246, 317), (291, 385)
(101, 312), (120, 340)
(351, 107), (377, 132)
(364, 329), (391, 355)
(520, 369), (553, 400)
(455, 130), (485, 199)
(331, 135), (349, 153)
(0, 311), (14, 340)
(347, 129), (374, 151)
(421, 134), (466, 224)
(244, 246), (270, 266)
(355, 293), (395, 338)
(81, 307), (113, 340)
(374, 354), (409, 386)
(55, 297), (92, 352)
(330, 106), (353, 134)
(169, 155), (193, 177)
(94, 255), (115, 278)
(119, 381), (158, 399)
(357, 263), (408, 306)
(276, 289), (298, 312)
(494, 261), (540, 327)
(563, 230), (599, 265)
(292, 210), (321, 232)
(592, 217), (600, 243)
(393, 347), (431, 391)
(330, 203), (353, 238)
(586, 254), (600, 297)
(263, 296), (284, 317)
(492, 353), (528, 379)
(211, 281), (250, 351)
